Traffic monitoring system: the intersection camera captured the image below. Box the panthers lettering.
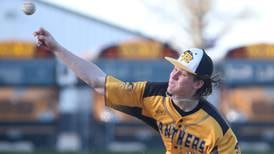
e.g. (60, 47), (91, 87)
(158, 122), (205, 153)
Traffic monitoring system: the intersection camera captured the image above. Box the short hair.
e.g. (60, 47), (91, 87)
(193, 73), (222, 98)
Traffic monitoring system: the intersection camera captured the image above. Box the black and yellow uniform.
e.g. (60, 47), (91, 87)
(105, 76), (241, 154)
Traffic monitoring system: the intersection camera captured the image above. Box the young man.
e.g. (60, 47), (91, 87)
(34, 28), (240, 154)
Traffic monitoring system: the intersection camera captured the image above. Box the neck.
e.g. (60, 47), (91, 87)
(171, 96), (199, 112)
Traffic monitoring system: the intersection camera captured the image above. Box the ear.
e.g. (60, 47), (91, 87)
(193, 80), (204, 90)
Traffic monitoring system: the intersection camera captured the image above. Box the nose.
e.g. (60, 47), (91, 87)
(170, 69), (179, 80)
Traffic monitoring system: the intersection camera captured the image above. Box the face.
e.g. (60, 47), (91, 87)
(167, 67), (203, 98)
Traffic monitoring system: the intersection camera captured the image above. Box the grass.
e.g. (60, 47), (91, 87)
(0, 149), (164, 154)
(0, 149), (273, 154)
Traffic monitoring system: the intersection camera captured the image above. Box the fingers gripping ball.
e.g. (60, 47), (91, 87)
(22, 1), (36, 15)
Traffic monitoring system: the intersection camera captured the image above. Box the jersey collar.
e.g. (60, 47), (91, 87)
(164, 93), (203, 124)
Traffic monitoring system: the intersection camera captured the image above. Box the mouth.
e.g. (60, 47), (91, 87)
(168, 80), (175, 86)
(168, 81), (176, 90)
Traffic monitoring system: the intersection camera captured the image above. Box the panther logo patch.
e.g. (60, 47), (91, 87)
(179, 50), (193, 63)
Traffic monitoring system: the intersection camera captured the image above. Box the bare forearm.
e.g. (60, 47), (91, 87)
(54, 46), (106, 90)
(33, 27), (106, 93)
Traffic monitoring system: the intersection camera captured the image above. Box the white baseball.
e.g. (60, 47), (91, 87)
(22, 2), (36, 15)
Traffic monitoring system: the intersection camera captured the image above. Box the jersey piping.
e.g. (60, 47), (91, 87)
(200, 100), (229, 134)
(111, 105), (158, 131)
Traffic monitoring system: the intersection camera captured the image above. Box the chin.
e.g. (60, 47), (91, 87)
(167, 88), (174, 95)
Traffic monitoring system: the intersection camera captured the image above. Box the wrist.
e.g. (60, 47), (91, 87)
(52, 44), (63, 53)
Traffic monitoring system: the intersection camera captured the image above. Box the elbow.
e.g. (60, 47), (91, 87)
(87, 76), (105, 89)
(88, 78), (105, 95)
(86, 80), (97, 88)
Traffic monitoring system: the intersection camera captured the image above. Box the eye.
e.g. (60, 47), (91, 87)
(181, 71), (189, 77)
(174, 67), (180, 73)
(175, 68), (179, 72)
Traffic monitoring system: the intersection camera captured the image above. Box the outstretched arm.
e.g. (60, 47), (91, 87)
(33, 28), (106, 94)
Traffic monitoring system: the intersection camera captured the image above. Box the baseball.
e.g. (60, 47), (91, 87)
(22, 2), (36, 15)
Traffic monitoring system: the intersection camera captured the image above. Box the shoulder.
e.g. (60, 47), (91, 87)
(143, 82), (168, 98)
(200, 99), (230, 135)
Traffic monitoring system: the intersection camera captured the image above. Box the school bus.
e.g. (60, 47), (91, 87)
(0, 41), (58, 147)
(220, 43), (274, 146)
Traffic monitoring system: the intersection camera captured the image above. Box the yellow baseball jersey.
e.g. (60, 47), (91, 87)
(105, 76), (241, 154)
